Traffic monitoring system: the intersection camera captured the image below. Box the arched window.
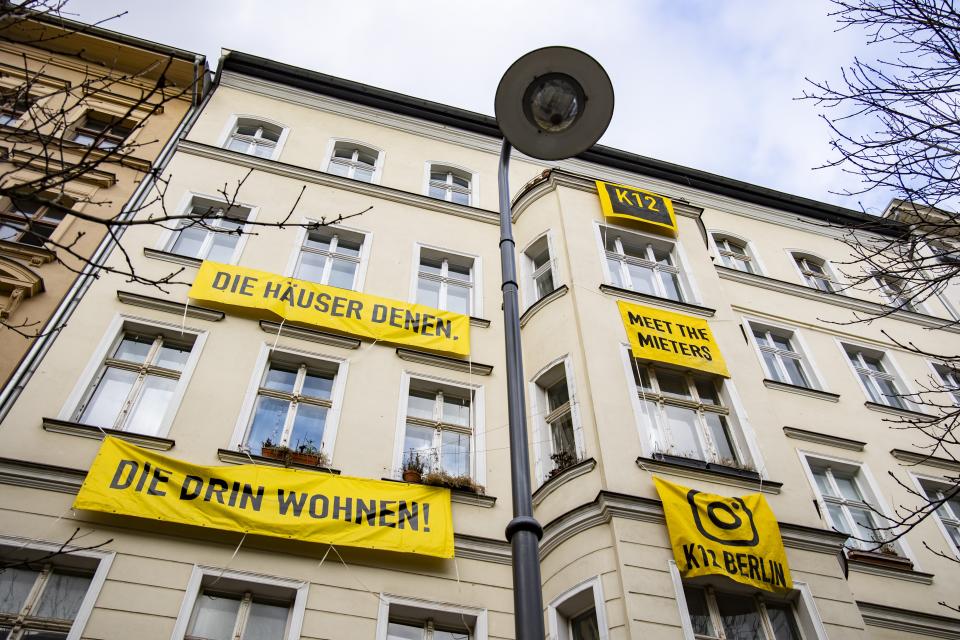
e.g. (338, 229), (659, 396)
(427, 164), (473, 206)
(225, 118), (284, 159)
(711, 232), (758, 274)
(791, 252), (836, 292)
(326, 141), (381, 183)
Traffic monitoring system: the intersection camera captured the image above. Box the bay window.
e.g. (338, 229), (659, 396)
(523, 234), (556, 306)
(601, 225), (688, 302)
(682, 585), (802, 640)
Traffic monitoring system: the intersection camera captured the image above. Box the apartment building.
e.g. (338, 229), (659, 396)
(0, 12), (207, 386)
(0, 47), (958, 640)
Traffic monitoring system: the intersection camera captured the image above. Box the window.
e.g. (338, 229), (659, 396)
(682, 585), (802, 640)
(601, 226), (688, 302)
(166, 199), (251, 263)
(174, 567), (306, 640)
(842, 344), (909, 410)
(293, 226), (366, 290)
(805, 459), (902, 554)
(0, 198), (66, 246)
(326, 141), (380, 182)
(415, 248), (476, 316)
(932, 363), (960, 405)
(402, 379), (474, 479)
(547, 577), (607, 640)
(749, 323), (815, 389)
(533, 361), (580, 481)
(71, 112), (134, 149)
(712, 234), (757, 274)
(875, 273), (918, 311)
(792, 253), (835, 292)
(377, 597), (484, 640)
(918, 479), (960, 553)
(225, 118), (283, 159)
(74, 331), (195, 435)
(243, 358), (339, 456)
(629, 358), (743, 467)
(0, 90), (32, 126)
(427, 164), (473, 206)
(523, 235), (556, 306)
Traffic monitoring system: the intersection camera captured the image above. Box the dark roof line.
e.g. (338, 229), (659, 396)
(221, 50), (905, 236)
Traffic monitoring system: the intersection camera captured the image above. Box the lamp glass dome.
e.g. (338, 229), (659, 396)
(523, 73), (584, 133)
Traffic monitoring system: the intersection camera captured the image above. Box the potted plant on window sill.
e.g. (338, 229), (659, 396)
(422, 470), (486, 495)
(259, 438), (330, 468)
(847, 544), (914, 570)
(401, 451), (427, 483)
(547, 451), (578, 480)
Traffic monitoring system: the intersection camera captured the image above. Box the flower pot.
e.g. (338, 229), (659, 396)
(402, 469), (422, 483)
(290, 452), (321, 466)
(260, 446), (284, 460)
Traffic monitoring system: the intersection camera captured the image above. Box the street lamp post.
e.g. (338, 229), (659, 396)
(494, 47), (613, 640)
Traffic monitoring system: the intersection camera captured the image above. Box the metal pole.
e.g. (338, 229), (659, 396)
(497, 138), (546, 640)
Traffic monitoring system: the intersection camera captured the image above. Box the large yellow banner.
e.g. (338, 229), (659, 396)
(188, 261), (470, 357)
(654, 477), (792, 592)
(618, 301), (730, 377)
(74, 438), (454, 558)
(596, 180), (677, 237)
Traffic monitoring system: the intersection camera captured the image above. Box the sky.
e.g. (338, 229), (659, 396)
(65, 0), (891, 213)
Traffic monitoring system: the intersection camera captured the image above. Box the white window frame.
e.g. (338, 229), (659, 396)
(230, 342), (348, 459)
(423, 161), (479, 207)
(547, 575), (609, 640)
(838, 340), (914, 411)
(930, 361), (960, 406)
(157, 191), (259, 265)
(788, 251), (839, 293)
(218, 113), (290, 161)
(374, 593), (488, 640)
(744, 318), (825, 390)
(0, 535), (114, 640)
(410, 243), (482, 317)
(283, 219), (372, 291)
(322, 138), (384, 184)
(798, 451), (917, 563)
(595, 222), (699, 304)
(529, 356), (584, 484)
(873, 272), (924, 313)
(393, 371), (486, 486)
(668, 561), (828, 640)
(910, 473), (960, 559)
(58, 314), (207, 439)
(709, 231), (764, 275)
(170, 565), (307, 640)
(520, 231), (560, 309)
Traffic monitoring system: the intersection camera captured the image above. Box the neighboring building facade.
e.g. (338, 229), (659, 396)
(0, 47), (959, 640)
(0, 13), (207, 386)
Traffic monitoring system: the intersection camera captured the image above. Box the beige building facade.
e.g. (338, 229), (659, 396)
(0, 48), (958, 639)
(0, 13), (207, 387)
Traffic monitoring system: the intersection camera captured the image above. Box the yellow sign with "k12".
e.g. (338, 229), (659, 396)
(596, 180), (677, 236)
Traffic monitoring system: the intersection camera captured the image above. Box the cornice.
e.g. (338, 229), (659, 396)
(117, 290), (224, 322)
(857, 601), (960, 639)
(259, 320), (361, 350)
(636, 457), (781, 495)
(176, 140), (501, 226)
(0, 240), (56, 266)
(41, 417), (174, 450)
(519, 284), (568, 328)
(848, 559), (934, 584)
(395, 348), (493, 376)
(890, 448), (960, 472)
(783, 427), (866, 452)
(0, 456), (85, 494)
(532, 457), (596, 507)
(454, 534), (511, 565)
(599, 284), (716, 318)
(717, 265), (960, 333)
(762, 379), (840, 402)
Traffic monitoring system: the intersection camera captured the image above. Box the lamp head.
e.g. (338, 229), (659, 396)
(496, 46), (613, 161)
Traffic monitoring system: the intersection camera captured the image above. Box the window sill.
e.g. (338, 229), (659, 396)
(783, 426), (865, 452)
(532, 457), (595, 507)
(864, 401), (932, 421)
(395, 348), (493, 375)
(762, 379), (840, 402)
(599, 284), (715, 317)
(380, 477), (497, 507)
(42, 417), (175, 450)
(217, 448), (341, 473)
(117, 290), (224, 321)
(847, 550), (932, 584)
(142, 247), (203, 268)
(520, 284), (568, 328)
(259, 320), (361, 349)
(637, 454), (782, 494)
(0, 240), (56, 266)
(469, 316), (491, 328)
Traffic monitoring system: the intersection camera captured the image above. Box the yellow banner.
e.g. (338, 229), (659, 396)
(74, 438), (454, 558)
(655, 477), (792, 592)
(618, 301), (729, 377)
(188, 261), (470, 357)
(596, 180), (677, 237)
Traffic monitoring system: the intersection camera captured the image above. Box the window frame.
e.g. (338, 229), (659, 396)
(0, 89), (34, 127)
(219, 114), (289, 161)
(375, 593), (487, 640)
(170, 565), (307, 640)
(911, 473), (960, 559)
(0, 535), (115, 640)
(838, 341), (913, 411)
(59, 314), (208, 439)
(709, 231), (763, 275)
(231, 342), (348, 459)
(411, 243), (482, 317)
(930, 362), (960, 406)
(158, 192), (258, 265)
(0, 196), (69, 247)
(323, 138), (384, 184)
(393, 371), (486, 485)
(595, 222), (699, 304)
(745, 318), (825, 391)
(284, 220), (371, 292)
(873, 272), (924, 313)
(546, 575), (609, 640)
(520, 231), (559, 309)
(788, 251), (839, 293)
(422, 162), (478, 207)
(529, 356), (584, 484)
(69, 110), (136, 150)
